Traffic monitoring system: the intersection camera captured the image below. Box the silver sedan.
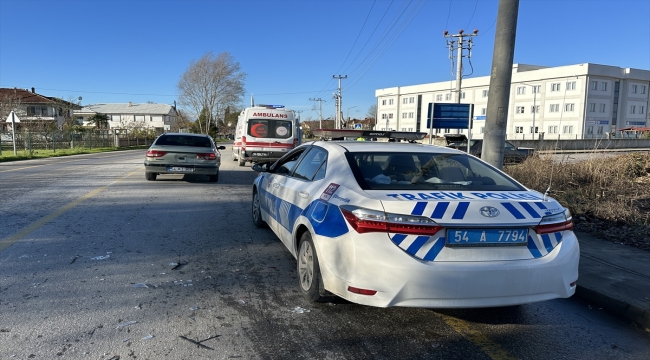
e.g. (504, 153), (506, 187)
(144, 133), (225, 181)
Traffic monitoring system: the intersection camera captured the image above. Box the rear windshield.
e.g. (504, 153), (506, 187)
(155, 135), (212, 148)
(247, 119), (293, 139)
(346, 151), (526, 191)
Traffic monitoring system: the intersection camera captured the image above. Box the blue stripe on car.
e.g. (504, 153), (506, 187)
(411, 202), (427, 216)
(519, 202), (542, 218)
(452, 202), (470, 219)
(391, 234), (408, 246)
(534, 202), (548, 210)
(527, 235), (543, 258)
(431, 202), (450, 219)
(406, 236), (430, 255)
(423, 239), (446, 261)
(541, 234), (554, 253)
(501, 202), (526, 219)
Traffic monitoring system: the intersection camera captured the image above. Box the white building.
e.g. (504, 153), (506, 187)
(74, 102), (178, 133)
(375, 63), (650, 139)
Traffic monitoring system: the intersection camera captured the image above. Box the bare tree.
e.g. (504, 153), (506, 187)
(177, 51), (246, 134)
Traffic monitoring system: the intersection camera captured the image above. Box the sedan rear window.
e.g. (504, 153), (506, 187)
(346, 152), (526, 191)
(155, 135), (212, 148)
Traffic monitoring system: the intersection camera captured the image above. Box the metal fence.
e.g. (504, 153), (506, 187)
(0, 130), (155, 153)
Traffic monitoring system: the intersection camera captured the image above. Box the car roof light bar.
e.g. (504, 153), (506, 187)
(313, 129), (427, 141)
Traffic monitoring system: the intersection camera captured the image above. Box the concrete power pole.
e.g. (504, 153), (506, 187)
(309, 97), (325, 129)
(482, 0), (520, 169)
(444, 29), (479, 104)
(333, 75), (347, 129)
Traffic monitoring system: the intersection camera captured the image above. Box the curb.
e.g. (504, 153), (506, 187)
(575, 285), (650, 331)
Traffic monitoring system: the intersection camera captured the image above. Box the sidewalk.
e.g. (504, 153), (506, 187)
(574, 230), (650, 330)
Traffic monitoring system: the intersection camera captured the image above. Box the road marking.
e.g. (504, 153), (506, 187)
(0, 151), (143, 173)
(0, 171), (139, 252)
(436, 312), (520, 360)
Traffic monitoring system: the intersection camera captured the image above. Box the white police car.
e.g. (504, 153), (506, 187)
(251, 131), (579, 308)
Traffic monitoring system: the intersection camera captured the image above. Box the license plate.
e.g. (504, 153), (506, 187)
(252, 152), (268, 157)
(167, 166), (194, 172)
(446, 228), (528, 246)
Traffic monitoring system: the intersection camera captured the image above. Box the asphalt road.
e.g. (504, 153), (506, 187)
(0, 147), (649, 359)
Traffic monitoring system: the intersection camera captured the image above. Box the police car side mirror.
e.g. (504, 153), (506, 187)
(252, 162), (271, 172)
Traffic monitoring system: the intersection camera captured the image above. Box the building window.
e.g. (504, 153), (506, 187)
(531, 105), (540, 113)
(565, 103), (575, 112)
(641, 85), (647, 94)
(409, 97), (414, 103)
(566, 81), (576, 90)
(436, 94), (443, 101)
(403, 98), (408, 104)
(590, 81), (598, 90)
(408, 112), (414, 118)
(586, 126), (593, 134)
(550, 104), (560, 112)
(530, 126), (538, 134)
(445, 94), (452, 101)
(597, 126), (604, 134)
(517, 86), (526, 95)
(588, 103), (596, 112)
(640, 106), (645, 115)
(402, 112), (407, 119)
(388, 99), (394, 105)
(515, 126), (524, 133)
(631, 105), (636, 114)
(532, 85), (541, 94)
(381, 114), (387, 119)
(461, 92), (466, 99)
(601, 82), (607, 91)
(599, 104), (606, 113)
(516, 106), (525, 114)
(27, 106), (49, 116)
(482, 90), (488, 98)
(563, 125), (573, 134)
(551, 83), (561, 92)
(548, 126), (558, 134)
(381, 100), (386, 106)
(480, 127), (485, 133)
(388, 113), (393, 119)
(631, 85), (638, 93)
(481, 108), (486, 115)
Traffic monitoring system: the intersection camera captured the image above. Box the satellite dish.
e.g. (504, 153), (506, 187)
(78, 96), (82, 101)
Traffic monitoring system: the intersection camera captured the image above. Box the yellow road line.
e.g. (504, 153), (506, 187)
(436, 312), (520, 360)
(0, 171), (139, 252)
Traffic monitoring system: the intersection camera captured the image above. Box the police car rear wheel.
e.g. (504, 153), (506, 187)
(298, 232), (324, 302)
(252, 190), (266, 228)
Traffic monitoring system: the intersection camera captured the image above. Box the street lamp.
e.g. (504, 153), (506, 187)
(346, 106), (357, 128)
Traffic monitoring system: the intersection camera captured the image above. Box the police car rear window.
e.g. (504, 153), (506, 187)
(346, 152), (525, 191)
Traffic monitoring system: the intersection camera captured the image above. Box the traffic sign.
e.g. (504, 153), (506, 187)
(354, 123), (362, 129)
(5, 110), (20, 123)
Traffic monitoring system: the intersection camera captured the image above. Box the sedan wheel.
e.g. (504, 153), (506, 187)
(252, 190), (266, 228)
(145, 172), (157, 181)
(298, 232), (323, 302)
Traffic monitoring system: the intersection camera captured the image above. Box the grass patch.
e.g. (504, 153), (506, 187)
(505, 152), (650, 249)
(0, 146), (148, 162)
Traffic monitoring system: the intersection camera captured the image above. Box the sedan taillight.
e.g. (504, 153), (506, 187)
(340, 205), (443, 236)
(146, 150), (167, 157)
(534, 208), (574, 234)
(197, 153), (217, 160)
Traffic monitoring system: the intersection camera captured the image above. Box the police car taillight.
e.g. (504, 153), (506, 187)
(340, 206), (443, 236)
(534, 208), (574, 234)
(146, 150), (167, 157)
(197, 153), (217, 160)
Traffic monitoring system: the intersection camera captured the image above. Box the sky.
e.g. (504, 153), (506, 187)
(1, 0), (649, 122)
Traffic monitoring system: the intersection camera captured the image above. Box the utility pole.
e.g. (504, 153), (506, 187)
(482, 0), (520, 169)
(309, 97), (325, 129)
(444, 29), (478, 104)
(333, 75), (347, 129)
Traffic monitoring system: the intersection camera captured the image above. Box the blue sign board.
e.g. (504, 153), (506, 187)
(427, 103), (474, 129)
(354, 123), (362, 129)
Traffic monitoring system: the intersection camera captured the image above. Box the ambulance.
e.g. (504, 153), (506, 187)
(232, 105), (301, 166)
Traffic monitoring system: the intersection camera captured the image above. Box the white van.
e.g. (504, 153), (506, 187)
(232, 105), (301, 166)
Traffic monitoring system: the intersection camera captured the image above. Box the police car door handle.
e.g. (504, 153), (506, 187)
(299, 191), (309, 198)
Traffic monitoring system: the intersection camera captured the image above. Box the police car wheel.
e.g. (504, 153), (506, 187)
(297, 232), (324, 302)
(252, 190), (266, 228)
